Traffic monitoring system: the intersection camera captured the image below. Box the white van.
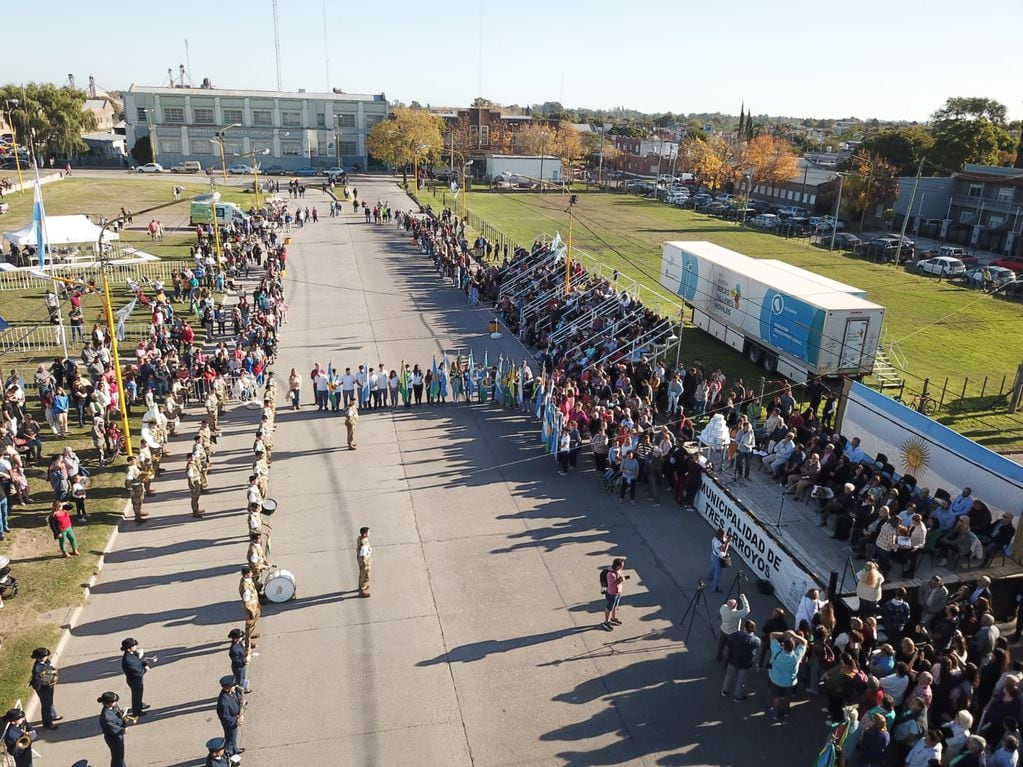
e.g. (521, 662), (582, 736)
(189, 200), (249, 226)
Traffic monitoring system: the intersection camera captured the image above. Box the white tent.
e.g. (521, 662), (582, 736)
(3, 215), (119, 248)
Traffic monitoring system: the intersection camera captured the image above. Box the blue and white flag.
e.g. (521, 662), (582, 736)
(33, 179), (48, 268)
(466, 350), (475, 398)
(362, 360), (371, 404)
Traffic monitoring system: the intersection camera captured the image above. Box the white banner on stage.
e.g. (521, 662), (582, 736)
(693, 476), (821, 615)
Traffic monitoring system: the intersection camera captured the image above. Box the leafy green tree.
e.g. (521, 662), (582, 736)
(0, 82), (97, 158)
(840, 152), (900, 230)
(929, 96), (1014, 171)
(861, 125), (935, 175)
(130, 135), (153, 165)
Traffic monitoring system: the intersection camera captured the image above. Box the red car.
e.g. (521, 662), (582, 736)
(991, 256), (1023, 271)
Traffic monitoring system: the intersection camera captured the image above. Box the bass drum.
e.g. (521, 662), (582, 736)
(263, 568), (296, 603)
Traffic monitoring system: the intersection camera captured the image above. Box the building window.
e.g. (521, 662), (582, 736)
(162, 107), (184, 124)
(193, 107), (215, 125)
(340, 141), (357, 155)
(479, 125), (490, 147)
(223, 108), (243, 124)
(968, 183), (983, 198)
(989, 215), (1005, 228)
(960, 211), (974, 224)
(252, 109), (273, 127)
(316, 113), (325, 128)
(158, 138), (181, 154)
(252, 139), (272, 154)
(223, 139), (243, 155)
(282, 111), (302, 128)
(282, 141), (302, 156)
(137, 107), (149, 122)
(337, 113), (357, 128)
(189, 141), (210, 155)
(809, 194), (816, 204)
(997, 186), (1013, 203)
(366, 115), (383, 128)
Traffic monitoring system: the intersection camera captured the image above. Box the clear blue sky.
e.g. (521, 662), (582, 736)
(6, 0), (1020, 123)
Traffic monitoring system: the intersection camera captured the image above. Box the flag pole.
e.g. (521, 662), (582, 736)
(31, 159), (68, 358)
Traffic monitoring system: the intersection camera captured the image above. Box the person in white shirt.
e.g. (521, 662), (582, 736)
(844, 436), (866, 465)
(340, 368), (356, 407)
(716, 593), (750, 662)
(762, 433), (796, 475)
(904, 729), (942, 767)
(879, 662), (910, 704)
(314, 370), (330, 411)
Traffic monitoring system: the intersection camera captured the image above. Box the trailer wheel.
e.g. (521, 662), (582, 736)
(762, 353), (778, 373)
(746, 345), (764, 366)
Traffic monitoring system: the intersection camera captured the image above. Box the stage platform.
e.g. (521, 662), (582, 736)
(693, 458), (1023, 615)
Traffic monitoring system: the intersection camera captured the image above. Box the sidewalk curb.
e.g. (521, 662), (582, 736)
(23, 498), (129, 723)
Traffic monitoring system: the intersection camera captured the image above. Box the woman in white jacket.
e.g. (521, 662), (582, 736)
(856, 561), (885, 617)
(795, 588), (828, 632)
(904, 729), (942, 767)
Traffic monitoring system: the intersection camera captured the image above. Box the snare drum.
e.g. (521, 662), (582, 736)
(261, 499), (278, 516)
(263, 568), (296, 602)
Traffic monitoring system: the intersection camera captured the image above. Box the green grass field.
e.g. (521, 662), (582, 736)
(1, 175), (257, 256)
(416, 185), (1023, 450)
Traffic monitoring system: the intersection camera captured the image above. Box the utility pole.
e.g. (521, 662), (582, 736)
(829, 173), (846, 251)
(893, 158), (924, 269)
(1009, 361), (1023, 414)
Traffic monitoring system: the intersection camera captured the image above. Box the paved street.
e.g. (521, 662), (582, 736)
(36, 177), (822, 766)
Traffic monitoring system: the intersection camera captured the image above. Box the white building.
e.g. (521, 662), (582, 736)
(121, 84), (388, 171)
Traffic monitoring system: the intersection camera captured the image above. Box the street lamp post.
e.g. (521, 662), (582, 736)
(235, 148), (271, 209)
(829, 172), (847, 252)
(212, 123), (241, 184)
(461, 159), (473, 223)
(741, 170), (754, 225)
(333, 114), (342, 170)
(3, 99), (25, 191)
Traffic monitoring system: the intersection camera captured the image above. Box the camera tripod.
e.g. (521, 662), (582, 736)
(678, 578), (716, 646)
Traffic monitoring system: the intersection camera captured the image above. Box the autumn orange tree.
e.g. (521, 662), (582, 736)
(744, 134), (799, 187)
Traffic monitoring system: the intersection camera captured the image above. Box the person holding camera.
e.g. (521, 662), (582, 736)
(601, 558), (630, 632)
(708, 528), (731, 592)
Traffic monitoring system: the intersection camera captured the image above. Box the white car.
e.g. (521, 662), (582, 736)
(777, 205), (808, 218)
(966, 266), (1016, 287)
(227, 164), (254, 175)
(323, 166), (346, 177)
(916, 256), (966, 277)
(135, 162), (164, 173)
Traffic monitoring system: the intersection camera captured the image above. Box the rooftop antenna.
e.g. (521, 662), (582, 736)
(185, 39), (193, 87)
(272, 0), (283, 91)
(88, 75), (96, 98)
(167, 67), (174, 87)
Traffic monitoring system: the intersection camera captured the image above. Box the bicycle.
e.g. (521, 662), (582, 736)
(906, 392), (938, 416)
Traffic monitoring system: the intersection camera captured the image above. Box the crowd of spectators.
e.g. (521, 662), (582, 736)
(0, 200), (293, 550)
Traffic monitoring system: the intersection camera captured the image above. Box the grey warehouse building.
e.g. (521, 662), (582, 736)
(122, 84), (388, 172)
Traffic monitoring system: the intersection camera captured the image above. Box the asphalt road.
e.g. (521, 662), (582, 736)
(35, 178), (822, 766)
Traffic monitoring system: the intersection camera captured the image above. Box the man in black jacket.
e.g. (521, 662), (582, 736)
(721, 620), (761, 701)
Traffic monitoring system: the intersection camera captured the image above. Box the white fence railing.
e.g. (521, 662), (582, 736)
(0, 322), (163, 354)
(0, 257), (192, 292)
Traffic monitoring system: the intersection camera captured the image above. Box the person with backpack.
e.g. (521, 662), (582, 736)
(50, 502), (79, 558)
(600, 558), (629, 632)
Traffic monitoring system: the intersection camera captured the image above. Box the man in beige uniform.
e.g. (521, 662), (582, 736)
(345, 401), (359, 450)
(239, 565), (260, 654)
(251, 450), (269, 501)
(186, 454), (205, 518)
(205, 390), (220, 436)
(357, 526), (371, 597)
(124, 456), (149, 522)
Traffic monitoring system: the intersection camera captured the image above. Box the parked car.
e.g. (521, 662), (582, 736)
(291, 167), (318, 177)
(924, 245), (968, 259)
(965, 266), (1016, 288)
(915, 256), (966, 277)
(227, 164), (254, 175)
(666, 192), (689, 206)
(322, 166), (346, 177)
(828, 233), (861, 251)
(991, 256), (1023, 272)
(261, 165), (288, 175)
(776, 205), (808, 218)
(135, 162), (164, 173)
(170, 161), (202, 174)
(752, 213), (781, 230)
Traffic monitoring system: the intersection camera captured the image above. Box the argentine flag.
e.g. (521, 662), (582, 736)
(33, 179), (48, 268)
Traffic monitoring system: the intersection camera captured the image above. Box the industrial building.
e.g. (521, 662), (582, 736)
(122, 83), (388, 172)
